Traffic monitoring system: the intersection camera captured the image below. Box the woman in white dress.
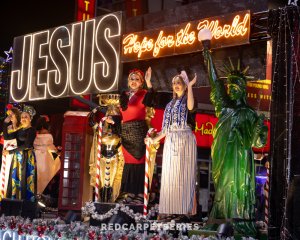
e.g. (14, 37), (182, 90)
(146, 71), (197, 216)
(34, 117), (61, 195)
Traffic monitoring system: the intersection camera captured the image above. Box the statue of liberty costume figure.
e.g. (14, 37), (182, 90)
(202, 47), (268, 235)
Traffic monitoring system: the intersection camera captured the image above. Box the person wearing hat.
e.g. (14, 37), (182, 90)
(0, 105), (21, 201)
(4, 105), (37, 202)
(145, 70), (197, 218)
(106, 67), (155, 204)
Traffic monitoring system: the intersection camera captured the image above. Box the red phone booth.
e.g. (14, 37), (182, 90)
(58, 111), (93, 211)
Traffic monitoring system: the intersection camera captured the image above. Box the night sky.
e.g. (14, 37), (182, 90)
(0, 0), (76, 57)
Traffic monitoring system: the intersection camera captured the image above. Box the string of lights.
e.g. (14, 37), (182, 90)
(0, 48), (12, 121)
(268, 5), (300, 239)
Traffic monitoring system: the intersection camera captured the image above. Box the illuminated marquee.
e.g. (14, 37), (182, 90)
(10, 12), (122, 103)
(122, 10), (250, 61)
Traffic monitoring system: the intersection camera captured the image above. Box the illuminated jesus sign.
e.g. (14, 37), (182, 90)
(10, 12), (122, 102)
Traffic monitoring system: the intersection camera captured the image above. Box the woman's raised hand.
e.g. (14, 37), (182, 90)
(2, 150), (9, 156)
(4, 115), (11, 123)
(145, 67), (152, 88)
(188, 73), (197, 87)
(144, 137), (153, 145)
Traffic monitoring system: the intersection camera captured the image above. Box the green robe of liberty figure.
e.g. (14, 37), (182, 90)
(203, 48), (268, 235)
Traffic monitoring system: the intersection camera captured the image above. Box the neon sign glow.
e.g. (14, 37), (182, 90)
(197, 14), (249, 39)
(122, 11), (250, 61)
(10, 12), (122, 103)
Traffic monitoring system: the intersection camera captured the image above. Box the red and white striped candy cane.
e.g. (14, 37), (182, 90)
(143, 128), (155, 217)
(95, 117), (107, 202)
(264, 163), (270, 225)
(0, 155), (7, 199)
(0, 142), (16, 199)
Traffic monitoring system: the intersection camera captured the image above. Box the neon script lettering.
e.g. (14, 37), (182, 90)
(122, 12), (250, 59)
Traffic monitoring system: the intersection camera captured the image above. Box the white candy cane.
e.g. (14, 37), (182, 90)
(95, 117), (107, 202)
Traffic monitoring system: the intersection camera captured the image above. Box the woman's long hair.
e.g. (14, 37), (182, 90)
(10, 107), (21, 128)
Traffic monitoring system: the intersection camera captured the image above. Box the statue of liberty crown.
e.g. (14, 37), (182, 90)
(221, 58), (254, 87)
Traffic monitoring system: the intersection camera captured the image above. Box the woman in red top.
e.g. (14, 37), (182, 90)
(107, 67), (154, 203)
